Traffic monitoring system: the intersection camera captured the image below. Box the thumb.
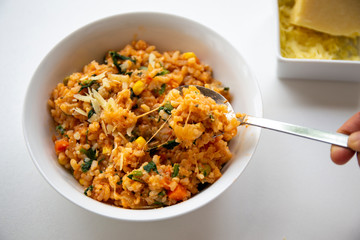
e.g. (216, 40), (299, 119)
(348, 131), (360, 152)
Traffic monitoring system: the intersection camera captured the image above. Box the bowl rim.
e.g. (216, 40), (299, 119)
(22, 11), (263, 221)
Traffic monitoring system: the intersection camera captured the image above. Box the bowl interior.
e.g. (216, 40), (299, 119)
(23, 12), (262, 221)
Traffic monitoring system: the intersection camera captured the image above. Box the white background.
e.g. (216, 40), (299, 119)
(1, 0), (360, 239)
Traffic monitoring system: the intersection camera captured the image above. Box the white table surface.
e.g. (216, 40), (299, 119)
(1, 0), (360, 239)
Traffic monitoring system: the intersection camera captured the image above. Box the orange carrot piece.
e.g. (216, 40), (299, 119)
(168, 184), (187, 201)
(55, 139), (69, 153)
(161, 177), (171, 190)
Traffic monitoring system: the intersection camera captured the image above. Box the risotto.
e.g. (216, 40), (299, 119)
(48, 40), (239, 209)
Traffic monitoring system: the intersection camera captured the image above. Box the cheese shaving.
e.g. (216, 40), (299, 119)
(149, 53), (156, 67)
(109, 142), (117, 163)
(91, 88), (107, 109)
(101, 120), (108, 135)
(119, 152), (124, 171)
(279, 0), (360, 60)
(126, 125), (135, 136)
(89, 71), (106, 81)
(73, 107), (87, 116)
(74, 94), (92, 103)
(108, 73), (130, 83)
(102, 78), (110, 88)
(88, 113), (99, 122)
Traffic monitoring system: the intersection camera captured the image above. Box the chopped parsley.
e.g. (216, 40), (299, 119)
(158, 190), (165, 196)
(80, 148), (97, 172)
(80, 148), (97, 160)
(147, 140), (180, 156)
(209, 114), (215, 122)
(130, 88), (138, 99)
(85, 130), (89, 143)
(84, 185), (93, 196)
(153, 201), (165, 206)
(162, 140), (180, 149)
(56, 125), (66, 135)
(172, 163), (179, 178)
(81, 159), (93, 172)
(223, 87), (230, 91)
(159, 101), (174, 115)
(127, 170), (144, 182)
(158, 83), (166, 95)
(143, 161), (159, 174)
(87, 108), (95, 119)
(147, 146), (159, 156)
(199, 163), (211, 177)
(154, 69), (170, 77)
(109, 51), (136, 74)
(79, 79), (98, 92)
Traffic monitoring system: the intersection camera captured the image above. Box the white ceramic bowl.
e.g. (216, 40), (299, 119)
(23, 12), (262, 221)
(275, 0), (360, 82)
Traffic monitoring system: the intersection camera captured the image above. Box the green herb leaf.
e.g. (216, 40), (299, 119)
(152, 201), (165, 206)
(56, 125), (65, 135)
(158, 83), (166, 95)
(84, 185), (93, 196)
(223, 87), (230, 91)
(109, 51), (136, 74)
(158, 190), (165, 196)
(80, 148), (97, 160)
(144, 161), (159, 174)
(127, 170), (144, 182)
(209, 114), (215, 122)
(163, 140), (180, 149)
(85, 130), (89, 143)
(172, 163), (179, 178)
(147, 145), (158, 156)
(199, 163), (211, 177)
(80, 148), (97, 172)
(87, 108), (95, 119)
(159, 101), (174, 115)
(130, 88), (138, 99)
(154, 69), (170, 77)
(81, 158), (93, 172)
(79, 79), (98, 92)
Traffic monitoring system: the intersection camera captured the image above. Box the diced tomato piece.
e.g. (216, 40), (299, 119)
(168, 184), (187, 201)
(55, 139), (69, 153)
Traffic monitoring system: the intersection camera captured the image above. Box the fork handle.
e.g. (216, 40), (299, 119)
(243, 115), (349, 148)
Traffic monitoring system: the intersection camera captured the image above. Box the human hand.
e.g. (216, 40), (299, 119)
(331, 112), (360, 165)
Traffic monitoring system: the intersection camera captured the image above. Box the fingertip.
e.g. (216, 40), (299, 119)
(348, 131), (360, 152)
(330, 145), (355, 165)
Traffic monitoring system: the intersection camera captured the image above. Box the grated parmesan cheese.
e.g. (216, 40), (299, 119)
(91, 89), (107, 109)
(149, 53), (156, 67)
(108, 73), (130, 83)
(126, 125), (135, 136)
(73, 94), (92, 103)
(74, 107), (87, 116)
(119, 152), (124, 171)
(279, 0), (360, 60)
